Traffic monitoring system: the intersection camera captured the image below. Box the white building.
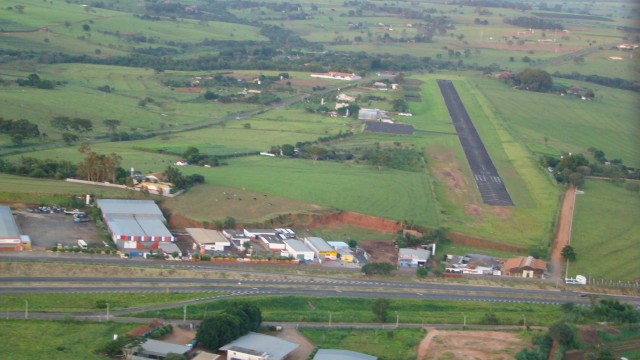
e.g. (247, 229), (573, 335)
(283, 239), (315, 261)
(398, 248), (430, 268)
(219, 332), (298, 360)
(304, 237), (337, 261)
(186, 228), (230, 252)
(243, 229), (278, 239)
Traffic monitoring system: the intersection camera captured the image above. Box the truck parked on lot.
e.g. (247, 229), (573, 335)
(77, 239), (88, 250)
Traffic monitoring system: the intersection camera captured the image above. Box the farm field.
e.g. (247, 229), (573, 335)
(139, 295), (565, 326)
(301, 328), (423, 360)
(0, 319), (137, 360)
(569, 179), (640, 281)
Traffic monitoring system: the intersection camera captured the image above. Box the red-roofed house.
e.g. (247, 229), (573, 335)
(503, 256), (547, 278)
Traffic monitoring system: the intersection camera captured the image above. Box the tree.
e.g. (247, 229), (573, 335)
(103, 119), (121, 135)
(372, 298), (390, 322)
(548, 321), (576, 348)
(82, 24), (91, 31)
(164, 354), (186, 360)
(515, 68), (553, 92)
(223, 216), (236, 229)
(204, 91), (219, 100)
(416, 267), (428, 278)
(348, 239), (358, 248)
(281, 144), (295, 157)
(561, 245), (577, 262)
(62, 133), (79, 145)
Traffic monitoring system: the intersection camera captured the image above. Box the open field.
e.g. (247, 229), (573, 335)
(417, 329), (529, 360)
(139, 296), (565, 326)
(0, 292), (224, 312)
(569, 179), (640, 281)
(0, 319), (137, 360)
(301, 328), (423, 360)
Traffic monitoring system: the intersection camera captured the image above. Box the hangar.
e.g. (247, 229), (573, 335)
(96, 199), (174, 255)
(0, 206), (24, 251)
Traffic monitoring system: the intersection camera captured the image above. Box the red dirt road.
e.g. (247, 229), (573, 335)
(551, 185), (577, 280)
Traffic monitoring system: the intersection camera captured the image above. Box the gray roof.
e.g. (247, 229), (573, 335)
(96, 199), (163, 217)
(105, 214), (172, 238)
(0, 206), (20, 238)
(306, 237), (333, 252)
(313, 349), (377, 360)
(138, 339), (190, 357)
(283, 239), (314, 253)
(399, 248), (431, 260)
(158, 242), (181, 253)
(219, 332), (298, 360)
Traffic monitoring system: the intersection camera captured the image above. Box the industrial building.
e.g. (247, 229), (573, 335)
(313, 349), (377, 360)
(186, 228), (230, 252)
(283, 239), (315, 261)
(0, 205), (26, 251)
(219, 332), (298, 360)
(304, 237), (337, 261)
(398, 248), (431, 268)
(96, 199), (174, 256)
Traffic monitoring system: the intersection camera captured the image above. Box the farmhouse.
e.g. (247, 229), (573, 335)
(304, 237), (337, 261)
(133, 339), (191, 360)
(313, 349), (377, 360)
(219, 332), (299, 360)
(503, 256), (547, 278)
(398, 248), (430, 268)
(96, 199), (174, 256)
(310, 72), (362, 81)
(0, 206), (26, 251)
(283, 239), (315, 261)
(186, 228), (230, 252)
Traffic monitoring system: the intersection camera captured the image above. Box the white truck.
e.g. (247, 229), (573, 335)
(77, 239), (88, 250)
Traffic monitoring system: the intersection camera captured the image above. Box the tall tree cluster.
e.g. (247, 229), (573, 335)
(76, 144), (122, 183)
(196, 302), (262, 350)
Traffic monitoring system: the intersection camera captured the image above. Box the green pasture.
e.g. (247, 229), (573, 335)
(180, 156), (439, 227)
(474, 76), (640, 168)
(0, 292), (224, 313)
(569, 179), (640, 281)
(301, 328), (423, 360)
(0, 319), (137, 360)
(137, 295), (564, 326)
(542, 48), (637, 80)
(0, 173), (150, 204)
(163, 182), (326, 223)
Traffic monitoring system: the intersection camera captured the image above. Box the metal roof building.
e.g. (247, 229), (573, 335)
(97, 199), (174, 254)
(0, 206), (22, 251)
(313, 349), (377, 360)
(133, 339), (190, 360)
(219, 332), (298, 360)
(186, 228), (230, 251)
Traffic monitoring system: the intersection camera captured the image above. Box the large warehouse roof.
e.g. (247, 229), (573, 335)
(96, 199), (163, 217)
(105, 214), (172, 238)
(220, 332), (298, 360)
(306, 237), (333, 252)
(0, 206), (20, 238)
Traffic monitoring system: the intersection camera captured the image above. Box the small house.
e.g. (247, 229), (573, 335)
(398, 248), (430, 268)
(503, 256), (547, 278)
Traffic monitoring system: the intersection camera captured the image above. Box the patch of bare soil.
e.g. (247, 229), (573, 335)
(491, 206), (512, 219)
(417, 329), (527, 360)
(161, 325), (196, 345)
(465, 204), (483, 220)
(271, 328), (315, 360)
(360, 240), (397, 264)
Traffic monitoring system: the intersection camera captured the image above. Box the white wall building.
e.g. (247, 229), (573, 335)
(283, 239), (315, 261)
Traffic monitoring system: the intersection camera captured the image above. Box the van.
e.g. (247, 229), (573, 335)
(77, 239), (88, 250)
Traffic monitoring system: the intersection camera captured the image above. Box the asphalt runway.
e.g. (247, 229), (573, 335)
(437, 80), (514, 206)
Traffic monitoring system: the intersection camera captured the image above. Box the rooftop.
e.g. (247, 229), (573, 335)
(306, 237), (333, 252)
(283, 239), (314, 253)
(105, 214), (172, 238)
(313, 349), (377, 360)
(504, 256), (546, 271)
(0, 206), (20, 238)
(96, 199), (163, 217)
(399, 248), (431, 259)
(137, 339), (191, 357)
(219, 332), (298, 360)
(186, 228), (229, 245)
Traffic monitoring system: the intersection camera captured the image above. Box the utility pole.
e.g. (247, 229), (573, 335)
(522, 314), (526, 330)
(25, 301), (28, 319)
(462, 313), (466, 329)
(329, 311), (332, 327)
(106, 302), (110, 322)
(395, 312), (399, 329)
(183, 305), (187, 324)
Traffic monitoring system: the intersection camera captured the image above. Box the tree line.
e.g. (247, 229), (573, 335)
(0, 118), (40, 144)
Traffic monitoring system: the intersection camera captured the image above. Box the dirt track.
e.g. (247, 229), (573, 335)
(550, 185), (577, 280)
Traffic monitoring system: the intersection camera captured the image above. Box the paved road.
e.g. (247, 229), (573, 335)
(437, 79), (514, 206)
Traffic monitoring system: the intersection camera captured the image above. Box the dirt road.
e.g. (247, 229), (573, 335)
(550, 185), (577, 280)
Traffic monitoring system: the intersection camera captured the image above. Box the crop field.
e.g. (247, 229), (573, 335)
(569, 179), (640, 281)
(301, 328), (423, 360)
(0, 319), (137, 360)
(139, 295), (565, 326)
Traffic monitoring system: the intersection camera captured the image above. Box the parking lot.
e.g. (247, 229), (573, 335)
(15, 211), (101, 250)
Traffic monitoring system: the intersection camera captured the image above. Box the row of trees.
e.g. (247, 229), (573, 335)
(15, 73), (57, 89)
(196, 302), (262, 350)
(163, 165), (205, 191)
(0, 118), (40, 144)
(540, 149), (639, 187)
(77, 144), (123, 183)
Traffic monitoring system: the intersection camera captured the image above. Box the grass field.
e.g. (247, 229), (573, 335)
(0, 292), (224, 313)
(301, 328), (424, 360)
(568, 179), (640, 281)
(0, 319), (137, 360)
(137, 295), (565, 326)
